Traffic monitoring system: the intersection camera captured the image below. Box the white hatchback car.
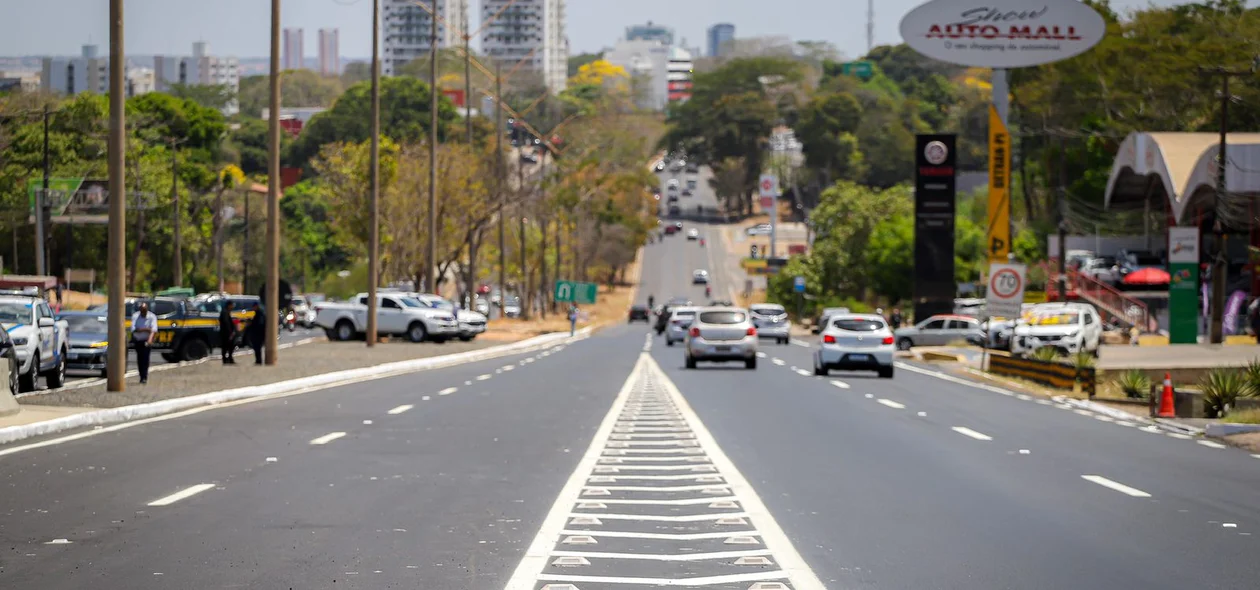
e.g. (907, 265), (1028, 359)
(749, 303), (790, 344)
(664, 306), (699, 346)
(813, 313), (895, 378)
(684, 308), (758, 369)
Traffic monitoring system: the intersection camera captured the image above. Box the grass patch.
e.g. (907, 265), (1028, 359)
(1224, 408), (1260, 424)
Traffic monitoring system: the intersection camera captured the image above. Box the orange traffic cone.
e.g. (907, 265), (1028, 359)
(1158, 372), (1176, 418)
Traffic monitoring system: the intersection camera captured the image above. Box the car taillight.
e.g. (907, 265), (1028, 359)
(882, 336), (894, 345)
(746, 327), (757, 336)
(823, 334), (836, 344)
(689, 327), (700, 337)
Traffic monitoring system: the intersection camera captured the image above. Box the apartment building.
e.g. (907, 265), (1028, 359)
(480, 0), (567, 92)
(382, 0), (468, 77)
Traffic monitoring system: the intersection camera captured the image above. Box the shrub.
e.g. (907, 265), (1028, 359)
(1244, 358), (1260, 397)
(1072, 351), (1096, 370)
(1030, 346), (1059, 362)
(1116, 369), (1151, 399)
(1200, 369), (1253, 419)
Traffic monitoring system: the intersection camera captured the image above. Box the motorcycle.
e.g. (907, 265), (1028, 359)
(282, 309), (297, 332)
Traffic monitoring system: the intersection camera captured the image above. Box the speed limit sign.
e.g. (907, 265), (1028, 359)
(985, 262), (1026, 318)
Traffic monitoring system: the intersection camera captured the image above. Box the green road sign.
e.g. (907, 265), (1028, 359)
(554, 280), (597, 304)
(841, 61), (874, 81)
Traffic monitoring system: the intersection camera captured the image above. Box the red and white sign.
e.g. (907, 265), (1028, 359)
(986, 262), (1026, 318)
(899, 0), (1106, 68)
(759, 174), (779, 198)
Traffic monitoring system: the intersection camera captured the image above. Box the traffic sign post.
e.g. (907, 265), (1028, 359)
(759, 174), (779, 258)
(983, 262), (1026, 372)
(554, 280), (598, 305)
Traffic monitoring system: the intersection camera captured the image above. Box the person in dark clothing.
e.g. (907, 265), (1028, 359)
(890, 308), (903, 330)
(247, 302), (266, 365)
(219, 300), (237, 364)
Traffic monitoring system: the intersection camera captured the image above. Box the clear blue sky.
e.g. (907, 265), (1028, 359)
(0, 0), (1198, 60)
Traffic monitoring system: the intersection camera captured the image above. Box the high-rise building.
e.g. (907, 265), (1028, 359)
(41, 44), (151, 98)
(382, 0), (468, 77)
(707, 23), (735, 57)
(481, 0), (567, 93)
(154, 42), (241, 114)
(318, 29), (340, 76)
(283, 28), (305, 70)
(604, 39), (670, 111)
(666, 47), (693, 104)
(625, 22), (674, 46)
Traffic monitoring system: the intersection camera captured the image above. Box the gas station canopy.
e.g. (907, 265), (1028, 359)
(1105, 132), (1260, 225)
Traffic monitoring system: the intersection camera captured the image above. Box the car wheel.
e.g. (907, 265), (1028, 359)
(45, 350), (67, 388)
(18, 353), (37, 393)
(666, 339), (674, 347)
(897, 338), (913, 351)
(814, 359), (828, 376)
(780, 338), (789, 345)
(10, 361), (19, 396)
(879, 366), (895, 379)
(161, 352), (180, 363)
(407, 322), (428, 343)
(335, 320), (356, 342)
(745, 358), (757, 370)
(685, 356), (696, 369)
(179, 337), (210, 362)
(459, 335), (473, 342)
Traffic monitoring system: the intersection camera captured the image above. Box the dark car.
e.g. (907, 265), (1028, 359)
(58, 311), (110, 376)
(0, 328), (17, 395)
(628, 304), (651, 323)
(681, 189), (693, 197)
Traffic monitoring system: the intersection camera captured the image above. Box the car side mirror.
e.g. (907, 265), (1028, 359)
(38, 317), (54, 328)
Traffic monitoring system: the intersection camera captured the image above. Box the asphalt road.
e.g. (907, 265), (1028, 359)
(2, 231), (1260, 588)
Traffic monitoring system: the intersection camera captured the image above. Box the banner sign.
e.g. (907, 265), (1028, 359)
(987, 104), (1011, 261)
(913, 134), (958, 322)
(899, 0), (1107, 68)
(1168, 226), (1200, 344)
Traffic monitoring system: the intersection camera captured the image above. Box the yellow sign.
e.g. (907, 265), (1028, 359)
(987, 104), (1011, 261)
(741, 258), (768, 271)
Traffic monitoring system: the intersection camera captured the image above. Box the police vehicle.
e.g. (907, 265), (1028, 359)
(0, 295), (69, 392)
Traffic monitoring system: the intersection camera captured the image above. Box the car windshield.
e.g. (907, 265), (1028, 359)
(699, 311), (746, 324)
(398, 297), (426, 308)
(0, 303), (32, 324)
(63, 315), (108, 333)
(752, 306), (785, 315)
(834, 318), (884, 332)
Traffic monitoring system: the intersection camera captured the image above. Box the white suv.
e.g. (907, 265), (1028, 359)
(0, 296), (69, 392)
(813, 313), (895, 378)
(1010, 303), (1102, 357)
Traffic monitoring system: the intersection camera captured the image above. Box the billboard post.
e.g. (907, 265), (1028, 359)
(913, 135), (958, 322)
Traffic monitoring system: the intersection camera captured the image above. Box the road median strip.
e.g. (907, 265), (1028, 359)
(0, 328), (591, 450)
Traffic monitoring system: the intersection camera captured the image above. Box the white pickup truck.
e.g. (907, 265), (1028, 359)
(0, 295), (69, 392)
(314, 293), (459, 343)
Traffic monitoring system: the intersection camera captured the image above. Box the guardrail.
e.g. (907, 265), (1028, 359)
(989, 354), (1096, 396)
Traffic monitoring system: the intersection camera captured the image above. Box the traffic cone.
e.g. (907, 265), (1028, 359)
(1158, 372), (1176, 418)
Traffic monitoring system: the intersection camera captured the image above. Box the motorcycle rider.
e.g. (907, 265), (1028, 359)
(647, 294), (655, 309)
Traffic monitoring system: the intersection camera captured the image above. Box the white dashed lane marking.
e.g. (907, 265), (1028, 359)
(503, 354), (825, 590)
(951, 427), (993, 441)
(476, 374), (492, 381)
(147, 483), (216, 507)
(1081, 475), (1152, 498)
(387, 404), (413, 415)
(310, 432), (346, 445)
(830, 380), (850, 389)
(771, 358), (785, 366)
(439, 387), (458, 396)
(877, 399), (906, 409)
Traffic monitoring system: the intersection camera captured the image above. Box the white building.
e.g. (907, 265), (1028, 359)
(0, 71), (40, 93)
(283, 28), (305, 70)
(666, 46), (693, 104)
(318, 29), (340, 76)
(480, 0), (567, 93)
(604, 39), (670, 110)
(382, 0), (468, 77)
(153, 42), (240, 115)
(41, 45), (151, 97)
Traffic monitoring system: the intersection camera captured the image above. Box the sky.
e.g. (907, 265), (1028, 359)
(0, 0), (1206, 61)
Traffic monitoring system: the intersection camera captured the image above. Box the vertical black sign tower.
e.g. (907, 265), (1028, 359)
(913, 134), (957, 322)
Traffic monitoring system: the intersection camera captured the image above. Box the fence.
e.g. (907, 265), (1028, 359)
(989, 354), (1096, 397)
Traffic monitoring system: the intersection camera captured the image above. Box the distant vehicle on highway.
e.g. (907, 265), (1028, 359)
(686, 179), (697, 190)
(684, 307), (758, 369)
(692, 269), (709, 284)
(655, 297), (693, 335)
(811, 307), (851, 334)
(667, 179), (680, 190)
(668, 205), (681, 216)
(686, 228), (700, 240)
(681, 189), (693, 197)
(1009, 302), (1102, 357)
(813, 313), (895, 378)
(671, 159), (686, 171)
(749, 303), (790, 345)
(654, 161), (665, 172)
(628, 304), (651, 323)
(664, 224), (679, 235)
(664, 306), (700, 346)
(746, 223), (772, 236)
(893, 314), (983, 350)
(315, 292), (458, 343)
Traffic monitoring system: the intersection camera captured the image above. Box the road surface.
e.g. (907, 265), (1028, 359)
(2, 229), (1259, 589)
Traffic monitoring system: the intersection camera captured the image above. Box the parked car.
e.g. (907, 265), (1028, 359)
(58, 311), (110, 377)
(813, 313), (895, 378)
(1010, 302), (1103, 357)
(684, 307), (758, 369)
(314, 292), (459, 342)
(893, 314), (984, 350)
(746, 223), (772, 236)
(0, 328), (17, 396)
(408, 293), (488, 341)
(665, 306), (700, 346)
(749, 303), (790, 344)
(686, 178), (697, 190)
(1079, 255), (1121, 285)
(503, 296), (522, 318)
(811, 307), (851, 334)
(290, 295), (316, 328)
(687, 228), (700, 241)
(628, 304), (651, 323)
(0, 295), (69, 392)
(681, 189), (694, 197)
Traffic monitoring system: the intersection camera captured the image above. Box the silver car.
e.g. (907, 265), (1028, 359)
(814, 313), (895, 378)
(893, 314), (984, 350)
(749, 303), (790, 344)
(684, 307), (758, 369)
(664, 306), (699, 346)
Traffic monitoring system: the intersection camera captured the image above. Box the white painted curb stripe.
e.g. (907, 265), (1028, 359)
(147, 483), (215, 506)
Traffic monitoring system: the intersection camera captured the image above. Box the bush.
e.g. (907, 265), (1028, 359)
(1030, 346), (1059, 362)
(1244, 358), (1260, 396)
(1200, 369), (1254, 419)
(1116, 369), (1151, 399)
(1072, 351), (1096, 370)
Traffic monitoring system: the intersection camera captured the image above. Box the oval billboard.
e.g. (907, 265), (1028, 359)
(899, 0), (1106, 68)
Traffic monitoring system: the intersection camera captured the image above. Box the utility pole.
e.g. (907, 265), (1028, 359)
(243, 191), (250, 294)
(496, 63), (506, 317)
(464, 15), (473, 145)
(265, 0), (281, 365)
(37, 104), (49, 277)
(426, 0), (438, 295)
(106, 0), (126, 392)
(367, 0), (381, 346)
(1200, 64), (1255, 344)
(518, 152), (527, 319)
(171, 139), (181, 286)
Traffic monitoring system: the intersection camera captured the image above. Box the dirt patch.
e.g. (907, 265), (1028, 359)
(1222, 431), (1260, 453)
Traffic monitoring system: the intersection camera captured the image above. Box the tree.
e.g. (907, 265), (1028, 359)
(796, 92), (866, 183)
(568, 52), (603, 77)
(167, 83), (236, 113)
(237, 71), (345, 118)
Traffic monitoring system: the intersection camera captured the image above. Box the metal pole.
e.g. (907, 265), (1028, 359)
(265, 0), (281, 364)
(367, 0), (380, 346)
(1210, 75), (1230, 344)
(171, 140), (181, 286)
(1057, 136), (1068, 302)
(106, 0), (126, 392)
(37, 105), (49, 277)
(426, 0), (438, 295)
(496, 63), (505, 317)
(464, 22), (473, 145)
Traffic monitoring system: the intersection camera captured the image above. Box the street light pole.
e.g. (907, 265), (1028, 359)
(367, 0), (381, 347)
(106, 0), (126, 392)
(426, 0), (438, 295)
(171, 139), (181, 286)
(496, 63), (506, 316)
(38, 104), (50, 278)
(264, 0), (281, 365)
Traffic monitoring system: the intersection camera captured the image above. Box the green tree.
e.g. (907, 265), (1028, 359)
(237, 70), (346, 119)
(167, 83), (236, 112)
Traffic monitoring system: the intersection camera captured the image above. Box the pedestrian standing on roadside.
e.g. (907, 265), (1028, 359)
(568, 305), (579, 337)
(131, 301), (157, 384)
(247, 301), (266, 365)
(219, 300), (237, 364)
(54, 282), (63, 313)
(890, 308), (903, 329)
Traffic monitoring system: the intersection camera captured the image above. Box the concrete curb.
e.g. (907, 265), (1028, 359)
(1205, 422), (1260, 437)
(917, 350), (965, 363)
(0, 328), (591, 447)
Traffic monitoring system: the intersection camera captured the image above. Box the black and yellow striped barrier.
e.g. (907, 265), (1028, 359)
(989, 354), (1096, 395)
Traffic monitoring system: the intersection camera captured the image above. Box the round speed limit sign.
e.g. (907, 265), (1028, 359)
(986, 263), (1027, 317)
(991, 268), (1021, 299)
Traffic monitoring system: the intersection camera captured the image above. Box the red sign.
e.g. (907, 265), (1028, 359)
(442, 89), (466, 108)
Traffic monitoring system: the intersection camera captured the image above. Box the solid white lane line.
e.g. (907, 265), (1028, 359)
(830, 380), (850, 389)
(549, 549), (772, 562)
(951, 427), (992, 441)
(1081, 475), (1151, 498)
(877, 399), (906, 409)
(476, 374), (492, 381)
(147, 483), (216, 507)
(1198, 440), (1227, 449)
(772, 358), (785, 366)
(387, 404), (414, 415)
(439, 387), (458, 396)
(310, 432), (346, 445)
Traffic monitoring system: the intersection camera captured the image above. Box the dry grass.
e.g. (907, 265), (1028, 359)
(486, 248), (642, 337)
(1224, 408), (1260, 424)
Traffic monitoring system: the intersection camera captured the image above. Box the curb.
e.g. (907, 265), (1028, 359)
(1204, 422), (1260, 437)
(917, 350), (965, 363)
(0, 328), (591, 447)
